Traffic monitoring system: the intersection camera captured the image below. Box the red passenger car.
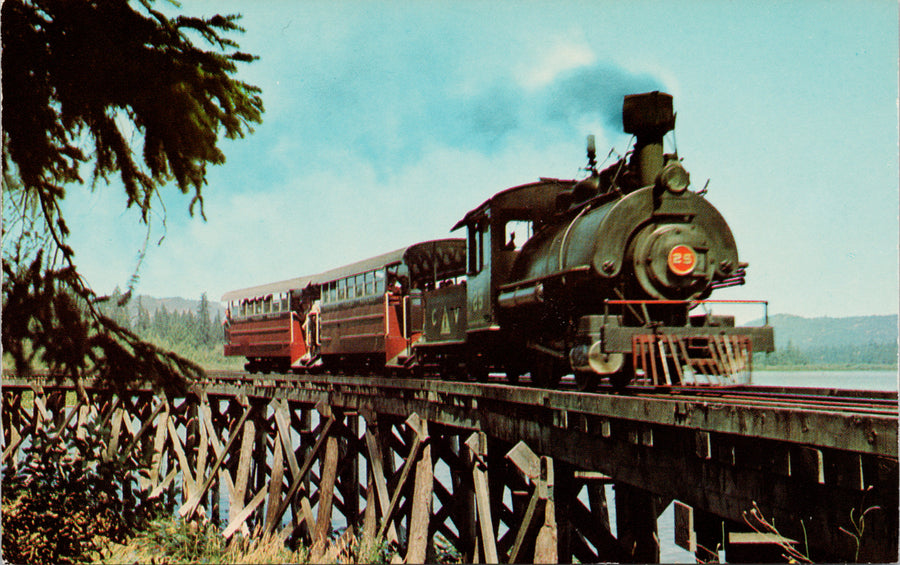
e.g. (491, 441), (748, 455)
(222, 239), (466, 374)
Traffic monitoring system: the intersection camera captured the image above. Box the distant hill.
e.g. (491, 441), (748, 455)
(756, 314), (897, 368)
(129, 295), (226, 319)
(766, 314), (897, 349)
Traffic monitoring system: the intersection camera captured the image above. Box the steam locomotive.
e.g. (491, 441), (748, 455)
(222, 91), (774, 390)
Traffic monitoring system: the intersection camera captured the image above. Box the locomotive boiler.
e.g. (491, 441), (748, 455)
(223, 91), (773, 390)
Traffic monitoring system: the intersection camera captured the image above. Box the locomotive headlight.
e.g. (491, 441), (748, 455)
(656, 161), (690, 194)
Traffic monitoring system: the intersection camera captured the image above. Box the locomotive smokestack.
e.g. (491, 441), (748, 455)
(622, 91), (675, 187)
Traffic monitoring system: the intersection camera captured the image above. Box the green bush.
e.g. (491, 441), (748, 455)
(2, 431), (163, 564)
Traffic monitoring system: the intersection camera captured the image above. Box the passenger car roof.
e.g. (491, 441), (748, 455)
(221, 238), (466, 302)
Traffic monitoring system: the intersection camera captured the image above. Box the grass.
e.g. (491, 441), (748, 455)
(141, 336), (244, 371)
(96, 516), (398, 564)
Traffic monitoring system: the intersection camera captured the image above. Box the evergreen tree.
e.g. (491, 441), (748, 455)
(2, 0), (263, 390)
(135, 297), (152, 334)
(150, 305), (168, 343)
(212, 311), (224, 345)
(105, 287), (132, 331)
(197, 293), (212, 346)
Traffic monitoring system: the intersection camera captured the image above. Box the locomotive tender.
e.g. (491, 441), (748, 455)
(223, 91), (774, 390)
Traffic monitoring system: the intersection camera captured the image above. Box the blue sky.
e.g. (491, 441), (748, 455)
(58, 0), (898, 320)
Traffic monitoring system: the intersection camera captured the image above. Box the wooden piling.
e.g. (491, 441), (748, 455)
(406, 417), (433, 563)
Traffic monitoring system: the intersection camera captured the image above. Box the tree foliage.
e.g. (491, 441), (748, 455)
(1, 0), (263, 391)
(2, 0), (264, 220)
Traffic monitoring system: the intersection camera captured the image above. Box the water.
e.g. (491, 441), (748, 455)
(753, 369), (898, 391)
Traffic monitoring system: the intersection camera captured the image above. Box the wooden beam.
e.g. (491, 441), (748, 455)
(179, 404), (253, 519)
(224, 488), (268, 539)
(149, 400), (170, 489)
(166, 416), (197, 500)
(1, 416), (25, 465)
(508, 488), (541, 564)
(315, 432), (339, 544)
(31, 386), (51, 424)
(150, 468), (178, 499)
(231, 408), (257, 523)
(194, 398), (210, 488)
(340, 415), (361, 532)
(615, 482), (661, 563)
(265, 415), (336, 535)
(362, 466), (378, 540)
(105, 406), (124, 462)
(376, 428), (422, 540)
(534, 456), (558, 564)
(200, 401), (238, 501)
(364, 419), (400, 544)
(406, 417), (433, 563)
(264, 429), (286, 533)
(506, 441), (541, 481)
(119, 399), (167, 465)
(466, 431), (499, 564)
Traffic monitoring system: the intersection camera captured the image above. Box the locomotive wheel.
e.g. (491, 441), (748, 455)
(442, 359), (465, 381)
(609, 355), (635, 390)
(574, 371), (598, 392)
(531, 353), (563, 388)
(467, 356), (489, 382)
(504, 358), (526, 385)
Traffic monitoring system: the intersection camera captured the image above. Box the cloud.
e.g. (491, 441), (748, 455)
(542, 64), (666, 132)
(276, 58), (667, 179)
(516, 37), (597, 89)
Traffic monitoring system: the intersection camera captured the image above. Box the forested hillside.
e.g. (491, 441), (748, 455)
(99, 290), (239, 370)
(758, 314), (897, 369)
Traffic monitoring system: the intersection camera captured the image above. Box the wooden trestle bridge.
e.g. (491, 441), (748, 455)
(2, 372), (898, 563)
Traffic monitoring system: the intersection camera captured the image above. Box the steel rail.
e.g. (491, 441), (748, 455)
(195, 370), (897, 413)
(635, 387), (898, 415)
(201, 370), (898, 415)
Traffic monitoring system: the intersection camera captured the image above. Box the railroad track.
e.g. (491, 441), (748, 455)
(197, 369), (898, 419)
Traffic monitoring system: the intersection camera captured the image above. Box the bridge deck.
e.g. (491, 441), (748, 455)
(191, 372), (897, 456)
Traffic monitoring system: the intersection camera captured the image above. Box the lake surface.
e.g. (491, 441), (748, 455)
(752, 369), (898, 391)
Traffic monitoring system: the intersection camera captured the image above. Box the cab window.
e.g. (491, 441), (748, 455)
(468, 223), (484, 274)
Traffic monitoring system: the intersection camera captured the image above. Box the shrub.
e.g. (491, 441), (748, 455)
(2, 430), (163, 564)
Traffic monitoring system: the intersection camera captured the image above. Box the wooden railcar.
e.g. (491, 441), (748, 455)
(222, 239), (466, 374)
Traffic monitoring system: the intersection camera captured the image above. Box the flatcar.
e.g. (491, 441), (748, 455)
(223, 91), (774, 389)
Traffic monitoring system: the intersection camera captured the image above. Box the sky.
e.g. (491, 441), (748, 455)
(55, 0), (898, 320)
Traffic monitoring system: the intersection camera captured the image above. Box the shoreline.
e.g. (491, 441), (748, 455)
(754, 364), (898, 372)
